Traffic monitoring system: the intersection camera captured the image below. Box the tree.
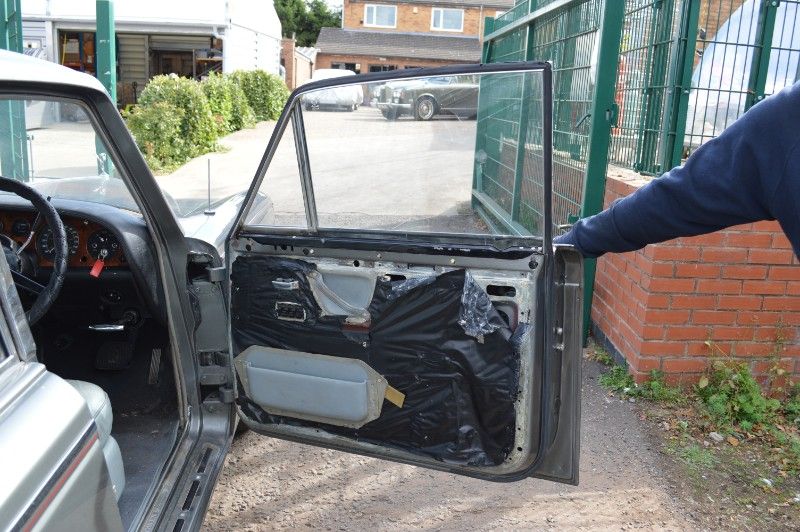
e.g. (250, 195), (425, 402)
(276, 0), (341, 47)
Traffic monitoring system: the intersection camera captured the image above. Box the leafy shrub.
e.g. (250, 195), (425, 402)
(201, 72), (256, 134)
(599, 365), (635, 392)
(136, 75), (218, 161)
(784, 384), (800, 423)
(230, 70), (289, 121)
(696, 361), (780, 431)
(201, 72), (235, 135)
(123, 102), (185, 172)
(228, 81), (257, 131)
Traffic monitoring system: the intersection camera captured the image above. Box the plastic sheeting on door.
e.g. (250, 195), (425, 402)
(231, 256), (520, 466)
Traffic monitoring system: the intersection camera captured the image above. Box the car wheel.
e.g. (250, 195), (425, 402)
(415, 96), (437, 121)
(381, 108), (398, 120)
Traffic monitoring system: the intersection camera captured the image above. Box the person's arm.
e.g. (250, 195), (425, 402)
(557, 82), (800, 258)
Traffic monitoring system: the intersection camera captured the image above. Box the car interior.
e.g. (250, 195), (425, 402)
(0, 98), (182, 528)
(0, 197), (177, 526)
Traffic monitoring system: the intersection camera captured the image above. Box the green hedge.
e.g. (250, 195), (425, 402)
(137, 75), (218, 160)
(201, 72), (256, 134)
(124, 102), (186, 172)
(230, 70), (290, 121)
(126, 71), (286, 172)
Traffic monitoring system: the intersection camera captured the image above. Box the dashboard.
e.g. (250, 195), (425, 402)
(0, 211), (128, 269)
(0, 196), (167, 325)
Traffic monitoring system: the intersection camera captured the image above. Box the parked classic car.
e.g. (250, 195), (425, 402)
(300, 69), (364, 111)
(0, 51), (581, 532)
(375, 75), (479, 120)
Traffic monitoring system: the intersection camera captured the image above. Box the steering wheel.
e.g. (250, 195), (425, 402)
(0, 177), (67, 325)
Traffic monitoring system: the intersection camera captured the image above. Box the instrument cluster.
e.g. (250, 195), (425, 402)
(0, 211), (126, 269)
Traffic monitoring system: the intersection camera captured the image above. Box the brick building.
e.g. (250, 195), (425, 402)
(315, 0), (513, 73)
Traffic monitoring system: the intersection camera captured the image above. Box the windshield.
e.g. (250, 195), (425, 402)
(0, 96), (257, 249)
(0, 97), (140, 212)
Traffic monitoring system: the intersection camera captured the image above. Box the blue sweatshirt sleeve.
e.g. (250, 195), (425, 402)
(557, 82), (800, 259)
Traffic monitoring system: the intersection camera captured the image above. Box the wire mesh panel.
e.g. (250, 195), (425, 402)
(608, 0), (799, 174)
(477, 0), (604, 235)
(686, 0), (762, 149)
(609, 0), (682, 175)
(765, 0), (800, 96)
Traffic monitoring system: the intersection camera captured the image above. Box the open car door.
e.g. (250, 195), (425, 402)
(225, 62), (583, 483)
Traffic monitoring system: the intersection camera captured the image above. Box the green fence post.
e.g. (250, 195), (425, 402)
(745, 0), (779, 110)
(482, 17), (495, 63)
(0, 0), (29, 181)
(95, 0), (116, 175)
(660, 0), (701, 171)
(579, 0), (625, 341)
(96, 0), (117, 103)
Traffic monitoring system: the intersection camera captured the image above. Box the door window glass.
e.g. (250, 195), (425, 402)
(249, 125), (308, 228)
(243, 69), (549, 238)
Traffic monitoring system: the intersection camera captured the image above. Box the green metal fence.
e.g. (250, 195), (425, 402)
(476, 0), (624, 335)
(610, 0), (800, 175)
(479, 0), (800, 335)
(609, 0), (683, 175)
(475, 0), (621, 238)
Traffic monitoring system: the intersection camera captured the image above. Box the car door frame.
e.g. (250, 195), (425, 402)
(0, 79), (237, 530)
(226, 62), (584, 484)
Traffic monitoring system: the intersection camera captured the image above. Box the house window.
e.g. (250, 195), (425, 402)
(369, 64), (396, 72)
(331, 62), (361, 74)
(364, 4), (397, 28)
(431, 8), (464, 32)
(495, 10), (506, 18)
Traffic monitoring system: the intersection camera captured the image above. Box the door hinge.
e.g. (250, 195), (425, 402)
(198, 363), (230, 386)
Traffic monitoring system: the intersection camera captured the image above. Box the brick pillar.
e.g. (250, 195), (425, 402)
(592, 168), (800, 386)
(281, 37), (296, 90)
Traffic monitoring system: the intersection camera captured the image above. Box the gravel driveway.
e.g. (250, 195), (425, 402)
(202, 360), (695, 530)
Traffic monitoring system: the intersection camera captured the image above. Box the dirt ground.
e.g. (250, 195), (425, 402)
(202, 360), (698, 530)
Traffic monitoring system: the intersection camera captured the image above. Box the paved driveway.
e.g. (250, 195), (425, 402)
(202, 361), (695, 530)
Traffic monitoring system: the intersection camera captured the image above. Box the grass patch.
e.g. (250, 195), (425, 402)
(596, 355), (800, 475)
(599, 366), (686, 404)
(668, 442), (718, 471)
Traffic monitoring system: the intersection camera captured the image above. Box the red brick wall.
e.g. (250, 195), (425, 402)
(592, 171), (800, 385)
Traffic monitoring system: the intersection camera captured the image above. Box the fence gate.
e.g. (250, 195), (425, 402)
(476, 0), (625, 336)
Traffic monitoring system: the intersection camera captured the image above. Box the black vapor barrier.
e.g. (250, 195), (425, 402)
(231, 256), (522, 466)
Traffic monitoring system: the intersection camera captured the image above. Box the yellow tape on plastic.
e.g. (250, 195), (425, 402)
(384, 385), (405, 408)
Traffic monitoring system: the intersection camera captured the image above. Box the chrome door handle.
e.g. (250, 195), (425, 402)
(88, 324), (125, 332)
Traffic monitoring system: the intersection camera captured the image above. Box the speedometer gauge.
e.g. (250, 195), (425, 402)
(37, 226), (80, 260)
